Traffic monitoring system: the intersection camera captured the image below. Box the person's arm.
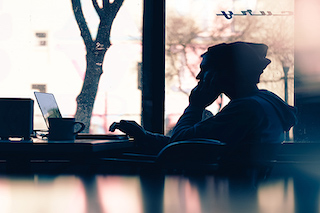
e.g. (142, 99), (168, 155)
(145, 131), (171, 143)
(168, 71), (223, 142)
(169, 105), (205, 141)
(109, 120), (170, 153)
(170, 99), (264, 144)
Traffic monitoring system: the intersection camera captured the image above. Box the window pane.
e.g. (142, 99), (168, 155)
(294, 0), (320, 141)
(0, 0), (143, 133)
(165, 0), (294, 135)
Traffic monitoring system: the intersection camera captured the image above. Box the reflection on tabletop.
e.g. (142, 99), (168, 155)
(0, 168), (318, 213)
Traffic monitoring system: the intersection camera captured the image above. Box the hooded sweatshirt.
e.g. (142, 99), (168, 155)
(169, 89), (297, 145)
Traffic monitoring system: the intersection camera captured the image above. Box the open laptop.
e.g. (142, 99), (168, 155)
(34, 92), (62, 128)
(34, 92), (128, 140)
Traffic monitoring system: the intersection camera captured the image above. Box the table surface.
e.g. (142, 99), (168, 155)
(0, 137), (134, 164)
(0, 137), (133, 151)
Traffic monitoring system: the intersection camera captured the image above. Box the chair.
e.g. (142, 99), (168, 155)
(217, 142), (281, 179)
(100, 139), (225, 174)
(100, 139), (280, 176)
(155, 139), (226, 173)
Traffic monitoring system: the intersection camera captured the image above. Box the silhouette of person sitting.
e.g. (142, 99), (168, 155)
(110, 42), (297, 155)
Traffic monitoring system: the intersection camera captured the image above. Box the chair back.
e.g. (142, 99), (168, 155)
(155, 139), (227, 172)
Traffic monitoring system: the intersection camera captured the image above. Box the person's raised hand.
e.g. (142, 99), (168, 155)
(109, 120), (147, 140)
(189, 71), (221, 108)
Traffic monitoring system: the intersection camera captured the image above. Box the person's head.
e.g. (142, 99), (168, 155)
(197, 41), (271, 97)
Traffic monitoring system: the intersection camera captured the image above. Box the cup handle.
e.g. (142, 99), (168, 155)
(74, 122), (85, 134)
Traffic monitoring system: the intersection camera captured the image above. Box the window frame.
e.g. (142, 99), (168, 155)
(141, 0), (165, 134)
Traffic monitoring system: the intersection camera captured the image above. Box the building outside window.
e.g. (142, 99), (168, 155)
(35, 32), (47, 47)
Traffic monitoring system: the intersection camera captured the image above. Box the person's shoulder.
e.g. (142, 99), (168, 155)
(231, 95), (265, 109)
(233, 90), (278, 105)
(226, 96), (265, 116)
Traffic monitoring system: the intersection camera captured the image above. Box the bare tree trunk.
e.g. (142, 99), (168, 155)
(74, 49), (107, 132)
(71, 0), (124, 133)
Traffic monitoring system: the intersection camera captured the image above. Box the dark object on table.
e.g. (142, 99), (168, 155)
(0, 98), (33, 140)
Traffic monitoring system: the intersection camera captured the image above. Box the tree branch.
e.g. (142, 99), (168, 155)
(100, 0), (124, 23)
(181, 46), (197, 79)
(95, 0), (124, 45)
(92, 0), (103, 18)
(71, 0), (93, 50)
(111, 0), (124, 15)
(102, 0), (109, 9)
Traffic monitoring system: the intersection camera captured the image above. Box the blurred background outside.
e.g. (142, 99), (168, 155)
(0, 0), (294, 136)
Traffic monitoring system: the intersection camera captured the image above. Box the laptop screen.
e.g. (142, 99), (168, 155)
(34, 92), (62, 127)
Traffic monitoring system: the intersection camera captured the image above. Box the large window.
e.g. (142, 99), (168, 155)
(165, 0), (294, 138)
(0, 0), (143, 133)
(2, 0), (320, 141)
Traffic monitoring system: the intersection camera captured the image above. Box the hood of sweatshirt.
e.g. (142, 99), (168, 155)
(256, 90), (297, 131)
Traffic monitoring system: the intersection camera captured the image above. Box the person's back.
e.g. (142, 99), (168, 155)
(248, 90), (296, 143)
(169, 90), (296, 146)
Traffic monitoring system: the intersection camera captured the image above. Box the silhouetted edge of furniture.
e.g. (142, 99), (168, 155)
(155, 139), (226, 172)
(100, 139), (281, 176)
(0, 139), (134, 174)
(99, 139), (224, 174)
